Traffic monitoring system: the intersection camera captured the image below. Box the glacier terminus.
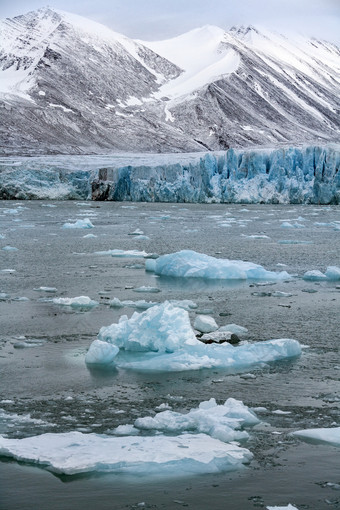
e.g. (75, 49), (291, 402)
(0, 145), (339, 204)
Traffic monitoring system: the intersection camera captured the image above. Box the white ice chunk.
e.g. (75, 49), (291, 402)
(34, 286), (57, 293)
(2, 245), (18, 251)
(292, 427), (340, 446)
(267, 505), (299, 510)
(241, 234), (270, 239)
(134, 398), (259, 443)
(0, 431), (252, 476)
(325, 266), (340, 280)
(194, 315), (218, 333)
(145, 250), (290, 280)
(95, 249), (147, 257)
(83, 234), (97, 238)
(109, 298), (197, 311)
(62, 218), (94, 229)
(133, 286), (161, 293)
(109, 298), (157, 310)
(303, 270), (327, 281)
(113, 424), (140, 436)
(53, 296), (99, 308)
(85, 339), (119, 364)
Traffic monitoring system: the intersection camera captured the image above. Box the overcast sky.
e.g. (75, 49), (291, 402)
(1, 0), (339, 43)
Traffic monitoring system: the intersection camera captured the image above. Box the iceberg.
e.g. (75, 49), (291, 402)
(85, 303), (302, 371)
(145, 250), (291, 280)
(0, 431), (252, 476)
(292, 427), (340, 446)
(133, 398), (259, 443)
(267, 506), (299, 510)
(94, 249), (147, 257)
(52, 296), (99, 309)
(108, 298), (197, 311)
(303, 266), (340, 281)
(325, 266), (340, 280)
(0, 146), (339, 203)
(62, 218), (94, 229)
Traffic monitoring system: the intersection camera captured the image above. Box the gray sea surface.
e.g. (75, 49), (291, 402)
(0, 201), (339, 510)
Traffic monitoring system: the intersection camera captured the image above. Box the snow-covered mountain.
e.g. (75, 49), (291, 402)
(0, 7), (339, 155)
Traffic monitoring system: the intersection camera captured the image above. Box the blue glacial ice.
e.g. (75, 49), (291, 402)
(85, 302), (302, 372)
(0, 145), (339, 203)
(0, 431), (253, 476)
(145, 250), (291, 280)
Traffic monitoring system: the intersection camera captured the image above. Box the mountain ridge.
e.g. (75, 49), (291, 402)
(0, 7), (339, 155)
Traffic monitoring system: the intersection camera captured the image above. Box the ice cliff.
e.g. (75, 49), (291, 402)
(0, 145), (339, 204)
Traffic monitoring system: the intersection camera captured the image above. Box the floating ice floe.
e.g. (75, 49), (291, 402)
(132, 398), (259, 443)
(292, 427), (340, 446)
(277, 240), (313, 245)
(145, 250), (290, 280)
(133, 286), (161, 293)
(109, 298), (158, 310)
(303, 266), (340, 281)
(128, 229), (144, 235)
(2, 245), (18, 251)
(52, 296), (99, 309)
(62, 218), (94, 229)
(95, 249), (147, 257)
(267, 505), (299, 510)
(325, 266), (340, 280)
(85, 303), (302, 371)
(33, 286), (57, 292)
(83, 233), (97, 238)
(0, 431), (252, 476)
(109, 298), (197, 311)
(0, 408), (49, 429)
(241, 234), (270, 239)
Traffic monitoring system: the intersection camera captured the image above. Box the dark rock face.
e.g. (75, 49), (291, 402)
(0, 8), (339, 155)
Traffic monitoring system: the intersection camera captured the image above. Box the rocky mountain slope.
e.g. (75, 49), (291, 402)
(0, 8), (339, 155)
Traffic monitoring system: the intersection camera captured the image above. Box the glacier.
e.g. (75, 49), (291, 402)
(0, 145), (339, 204)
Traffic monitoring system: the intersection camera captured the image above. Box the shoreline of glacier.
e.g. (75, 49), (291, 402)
(0, 145), (339, 204)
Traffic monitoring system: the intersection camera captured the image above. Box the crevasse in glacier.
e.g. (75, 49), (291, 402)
(0, 145), (339, 203)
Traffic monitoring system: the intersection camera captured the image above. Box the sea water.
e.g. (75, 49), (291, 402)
(0, 201), (339, 510)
